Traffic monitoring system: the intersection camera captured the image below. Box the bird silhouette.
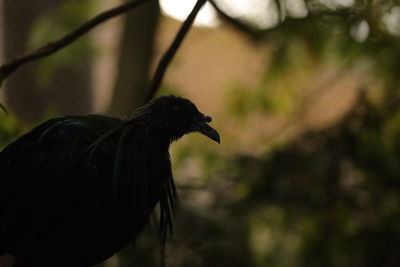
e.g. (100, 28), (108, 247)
(0, 95), (220, 267)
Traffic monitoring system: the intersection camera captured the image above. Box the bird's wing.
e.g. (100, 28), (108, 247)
(0, 117), (68, 207)
(0, 116), (122, 250)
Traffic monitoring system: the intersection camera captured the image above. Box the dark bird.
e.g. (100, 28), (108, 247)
(0, 95), (220, 267)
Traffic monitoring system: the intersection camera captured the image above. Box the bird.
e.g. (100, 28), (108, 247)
(0, 95), (220, 267)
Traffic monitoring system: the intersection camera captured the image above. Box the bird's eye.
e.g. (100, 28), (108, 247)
(173, 105), (180, 111)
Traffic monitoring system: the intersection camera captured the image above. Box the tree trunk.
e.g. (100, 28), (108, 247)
(110, 0), (160, 117)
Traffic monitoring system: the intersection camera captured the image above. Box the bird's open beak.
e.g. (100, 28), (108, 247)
(194, 114), (220, 143)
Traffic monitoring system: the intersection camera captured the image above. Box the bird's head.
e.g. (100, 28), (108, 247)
(134, 95), (220, 144)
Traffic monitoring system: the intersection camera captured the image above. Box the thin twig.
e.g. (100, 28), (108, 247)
(0, 0), (150, 87)
(143, 0), (207, 104)
(208, 0), (262, 39)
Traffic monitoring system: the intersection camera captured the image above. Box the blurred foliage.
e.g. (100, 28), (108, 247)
(0, 112), (24, 150)
(229, 93), (400, 267)
(221, 0), (400, 114)
(28, 0), (96, 87)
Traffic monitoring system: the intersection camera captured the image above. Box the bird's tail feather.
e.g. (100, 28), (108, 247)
(159, 169), (178, 242)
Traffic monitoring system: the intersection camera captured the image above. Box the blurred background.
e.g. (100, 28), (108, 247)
(1, 0), (400, 266)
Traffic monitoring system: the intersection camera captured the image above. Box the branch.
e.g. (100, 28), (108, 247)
(143, 0), (207, 103)
(208, 0), (263, 39)
(0, 0), (149, 87)
(0, 103), (8, 115)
